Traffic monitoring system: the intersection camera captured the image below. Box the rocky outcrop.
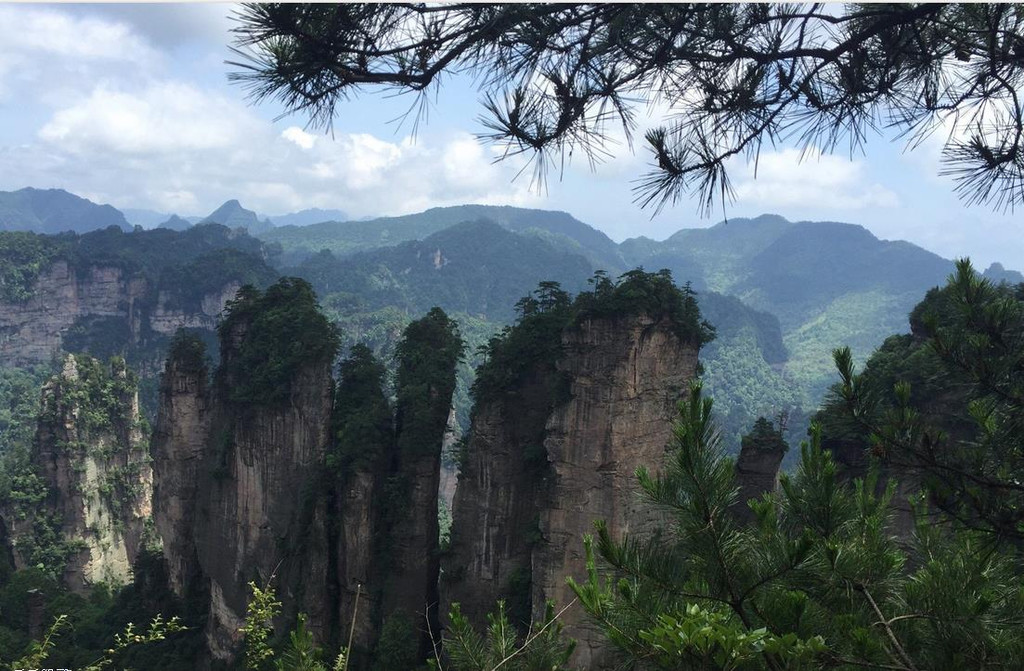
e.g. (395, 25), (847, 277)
(0, 260), (239, 367)
(3, 354), (153, 592)
(445, 314), (698, 668)
(152, 286), (461, 668)
(153, 326), (334, 661)
(378, 307), (463, 661)
(732, 417), (787, 524)
(151, 343), (213, 601)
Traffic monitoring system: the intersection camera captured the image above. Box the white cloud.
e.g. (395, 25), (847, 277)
(281, 127), (316, 151)
(733, 148), (899, 210)
(40, 82), (260, 155)
(0, 6), (159, 101)
(0, 6), (156, 62)
(5, 78), (539, 220)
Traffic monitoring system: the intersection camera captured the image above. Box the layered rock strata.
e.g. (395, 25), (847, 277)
(0, 259), (240, 367)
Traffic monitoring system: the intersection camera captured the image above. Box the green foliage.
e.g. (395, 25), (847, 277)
(435, 601), (575, 671)
(241, 580), (283, 671)
(820, 259), (1024, 542)
(218, 277), (340, 406)
(0, 556), (198, 670)
(273, 614), (328, 671)
(702, 325), (802, 454)
(574, 269), (715, 346)
(471, 282), (573, 405)
(741, 417), (789, 456)
(371, 613), (421, 671)
(331, 344), (393, 473)
(159, 247), (278, 309)
(80, 614), (188, 671)
(395, 307), (464, 457)
(12, 613), (69, 670)
(0, 365), (48, 458)
(570, 381), (1024, 670)
(167, 330), (210, 375)
(474, 269), (714, 405)
(11, 611), (187, 671)
(0, 231), (70, 301)
(44, 355), (138, 434)
(638, 604), (825, 670)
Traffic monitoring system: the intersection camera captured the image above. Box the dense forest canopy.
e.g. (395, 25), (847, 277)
(0, 224), (274, 303)
(473, 269), (714, 404)
(217, 277), (340, 406)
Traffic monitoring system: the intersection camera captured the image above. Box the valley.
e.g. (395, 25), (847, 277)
(0, 188), (1021, 669)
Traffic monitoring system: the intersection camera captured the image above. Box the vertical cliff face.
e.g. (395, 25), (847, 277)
(151, 339), (212, 602)
(379, 307), (463, 660)
(152, 282), (467, 668)
(197, 350), (334, 659)
(535, 316), (697, 666)
(446, 311), (699, 668)
(152, 313), (336, 661)
(3, 354), (153, 592)
(0, 261), (237, 367)
(444, 369), (560, 627)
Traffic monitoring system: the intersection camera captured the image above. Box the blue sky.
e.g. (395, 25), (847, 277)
(0, 3), (1021, 269)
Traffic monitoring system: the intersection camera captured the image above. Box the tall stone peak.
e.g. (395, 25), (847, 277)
(445, 309), (700, 668)
(1, 354), (153, 592)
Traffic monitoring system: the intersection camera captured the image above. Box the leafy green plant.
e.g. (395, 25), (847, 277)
(241, 580), (283, 671)
(273, 614), (328, 671)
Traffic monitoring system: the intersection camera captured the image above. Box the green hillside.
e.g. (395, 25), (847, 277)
(260, 204), (625, 270)
(1, 192), (1017, 458)
(284, 216), (793, 449)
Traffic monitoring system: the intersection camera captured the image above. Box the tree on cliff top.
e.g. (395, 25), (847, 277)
(230, 3), (1024, 215)
(218, 277), (340, 406)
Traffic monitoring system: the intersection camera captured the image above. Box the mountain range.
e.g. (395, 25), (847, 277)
(1, 187), (1020, 450)
(0, 187), (130, 234)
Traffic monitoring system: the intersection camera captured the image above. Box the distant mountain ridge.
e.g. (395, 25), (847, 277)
(200, 199), (274, 234)
(5, 187), (1023, 452)
(0, 188), (130, 234)
(261, 204), (626, 270)
(264, 207), (348, 228)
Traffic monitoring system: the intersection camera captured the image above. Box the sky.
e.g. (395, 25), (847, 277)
(0, 3), (1022, 270)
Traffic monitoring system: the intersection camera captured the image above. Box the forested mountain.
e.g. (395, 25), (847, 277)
(199, 199), (273, 234)
(262, 206), (988, 447)
(0, 224), (277, 418)
(261, 204), (625, 269)
(0, 188), (1019, 454)
(622, 215), (957, 407)
(291, 220), (594, 322)
(0, 188), (130, 234)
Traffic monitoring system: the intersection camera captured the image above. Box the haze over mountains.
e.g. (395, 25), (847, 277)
(2, 185), (1020, 449)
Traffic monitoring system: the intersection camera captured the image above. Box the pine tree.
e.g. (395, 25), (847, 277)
(570, 381), (1024, 670)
